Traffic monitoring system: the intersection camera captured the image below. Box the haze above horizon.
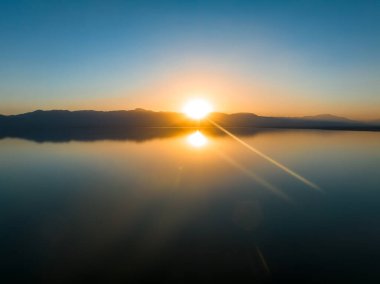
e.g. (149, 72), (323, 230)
(0, 0), (379, 119)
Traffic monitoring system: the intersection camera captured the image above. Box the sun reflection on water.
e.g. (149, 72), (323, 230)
(187, 130), (208, 148)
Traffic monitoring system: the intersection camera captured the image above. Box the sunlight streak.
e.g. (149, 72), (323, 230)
(208, 119), (321, 191)
(256, 246), (270, 274)
(215, 149), (291, 201)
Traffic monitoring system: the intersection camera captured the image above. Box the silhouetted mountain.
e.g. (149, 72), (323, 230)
(301, 114), (354, 122)
(368, 119), (380, 125)
(0, 110), (379, 139)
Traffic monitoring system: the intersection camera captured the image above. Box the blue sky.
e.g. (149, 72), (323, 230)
(0, 0), (379, 119)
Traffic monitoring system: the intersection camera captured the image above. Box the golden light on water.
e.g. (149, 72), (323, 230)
(183, 99), (213, 120)
(181, 101), (319, 190)
(187, 131), (208, 148)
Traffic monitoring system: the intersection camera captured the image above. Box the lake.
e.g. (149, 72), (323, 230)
(1, 129), (379, 283)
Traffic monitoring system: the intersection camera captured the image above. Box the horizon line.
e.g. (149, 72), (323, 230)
(1, 108), (378, 122)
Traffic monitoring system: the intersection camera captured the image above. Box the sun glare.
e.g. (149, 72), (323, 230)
(183, 99), (213, 120)
(187, 131), (208, 148)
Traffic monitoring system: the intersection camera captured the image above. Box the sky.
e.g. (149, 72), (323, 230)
(0, 0), (379, 119)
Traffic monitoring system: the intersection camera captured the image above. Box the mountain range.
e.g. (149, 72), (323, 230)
(0, 109), (378, 130)
(1, 109), (378, 143)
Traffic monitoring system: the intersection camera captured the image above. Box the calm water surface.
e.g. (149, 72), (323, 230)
(1, 129), (380, 283)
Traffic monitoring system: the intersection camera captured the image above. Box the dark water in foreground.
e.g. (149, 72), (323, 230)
(1, 129), (380, 283)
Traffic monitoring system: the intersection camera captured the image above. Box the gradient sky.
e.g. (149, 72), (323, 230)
(0, 0), (379, 119)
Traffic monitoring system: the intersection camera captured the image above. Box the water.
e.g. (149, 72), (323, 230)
(1, 129), (379, 283)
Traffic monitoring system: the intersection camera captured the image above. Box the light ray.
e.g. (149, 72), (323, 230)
(208, 119), (321, 191)
(215, 149), (291, 201)
(256, 246), (270, 273)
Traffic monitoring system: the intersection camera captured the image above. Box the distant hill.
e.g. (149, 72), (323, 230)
(0, 109), (379, 133)
(301, 114), (355, 123)
(368, 119), (380, 125)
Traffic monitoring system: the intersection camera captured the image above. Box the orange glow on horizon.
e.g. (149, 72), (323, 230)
(1, 68), (378, 121)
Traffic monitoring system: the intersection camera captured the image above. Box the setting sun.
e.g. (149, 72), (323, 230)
(183, 99), (213, 120)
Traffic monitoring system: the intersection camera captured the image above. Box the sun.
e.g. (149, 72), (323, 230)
(182, 99), (213, 120)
